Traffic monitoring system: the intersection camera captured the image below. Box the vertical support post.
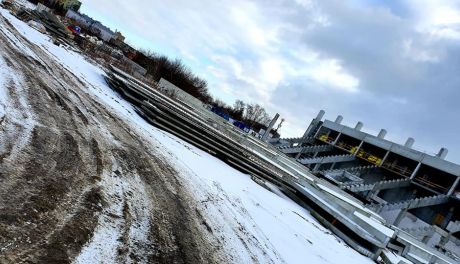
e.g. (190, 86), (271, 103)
(332, 133), (342, 146)
(448, 177), (460, 196)
(330, 162), (336, 170)
(313, 125), (323, 139)
(295, 147), (304, 160)
(410, 162), (422, 180)
(302, 110), (325, 139)
(312, 151), (319, 158)
(393, 208), (407, 226)
(335, 115), (343, 124)
(313, 163), (321, 173)
(377, 129), (387, 139)
(262, 113), (280, 141)
(404, 137), (415, 148)
(394, 190), (416, 226)
(380, 150), (390, 167)
(353, 140), (364, 156)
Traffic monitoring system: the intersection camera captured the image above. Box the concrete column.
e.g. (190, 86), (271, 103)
(404, 137), (415, 148)
(313, 163), (321, 172)
(393, 208), (408, 226)
(377, 129), (387, 139)
(302, 110), (325, 139)
(330, 162), (336, 170)
(355, 121), (363, 131)
(410, 162), (422, 180)
(262, 113), (280, 141)
(332, 132), (342, 145)
(335, 115), (343, 124)
(353, 140), (364, 156)
(436, 148), (448, 160)
(313, 125), (323, 139)
(295, 147), (304, 159)
(315, 110), (326, 120)
(394, 190), (418, 226)
(380, 150), (390, 166)
(447, 177), (460, 196)
(442, 207), (455, 229)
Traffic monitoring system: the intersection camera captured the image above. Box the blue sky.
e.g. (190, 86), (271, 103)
(80, 0), (460, 163)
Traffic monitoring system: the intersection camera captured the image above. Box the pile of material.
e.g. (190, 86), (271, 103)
(16, 9), (72, 39)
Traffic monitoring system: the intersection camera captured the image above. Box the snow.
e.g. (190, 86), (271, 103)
(0, 56), (8, 119)
(0, 38), (36, 161)
(145, 129), (373, 263)
(0, 9), (374, 263)
(75, 158), (153, 264)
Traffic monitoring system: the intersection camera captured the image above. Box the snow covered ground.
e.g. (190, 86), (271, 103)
(0, 7), (375, 263)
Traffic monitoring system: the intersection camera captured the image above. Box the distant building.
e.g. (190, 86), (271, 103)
(90, 21), (114, 41)
(65, 10), (116, 41)
(65, 9), (92, 27)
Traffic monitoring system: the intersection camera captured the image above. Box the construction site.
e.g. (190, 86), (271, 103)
(103, 64), (460, 263)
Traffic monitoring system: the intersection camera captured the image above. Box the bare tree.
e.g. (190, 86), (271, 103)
(232, 100), (245, 119)
(244, 103), (270, 127)
(133, 50), (212, 104)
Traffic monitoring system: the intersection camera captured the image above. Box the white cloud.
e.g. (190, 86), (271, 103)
(431, 6), (460, 26)
(261, 59), (284, 84)
(80, 0), (460, 162)
(408, 1), (460, 40)
(309, 59), (360, 92)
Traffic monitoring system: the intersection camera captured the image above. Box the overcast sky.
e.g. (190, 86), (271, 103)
(80, 0), (460, 163)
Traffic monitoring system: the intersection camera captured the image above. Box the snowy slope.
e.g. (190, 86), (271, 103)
(0, 8), (374, 264)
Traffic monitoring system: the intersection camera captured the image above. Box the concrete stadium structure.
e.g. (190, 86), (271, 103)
(270, 111), (460, 258)
(106, 66), (458, 262)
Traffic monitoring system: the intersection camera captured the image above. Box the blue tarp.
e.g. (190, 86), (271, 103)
(210, 106), (249, 132)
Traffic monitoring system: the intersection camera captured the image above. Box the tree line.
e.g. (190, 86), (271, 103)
(133, 50), (277, 134)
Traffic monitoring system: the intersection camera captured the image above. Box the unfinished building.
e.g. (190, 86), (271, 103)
(270, 110), (460, 257)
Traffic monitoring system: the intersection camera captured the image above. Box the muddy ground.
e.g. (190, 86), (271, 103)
(0, 13), (231, 264)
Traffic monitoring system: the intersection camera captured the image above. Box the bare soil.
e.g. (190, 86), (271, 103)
(0, 14), (225, 264)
